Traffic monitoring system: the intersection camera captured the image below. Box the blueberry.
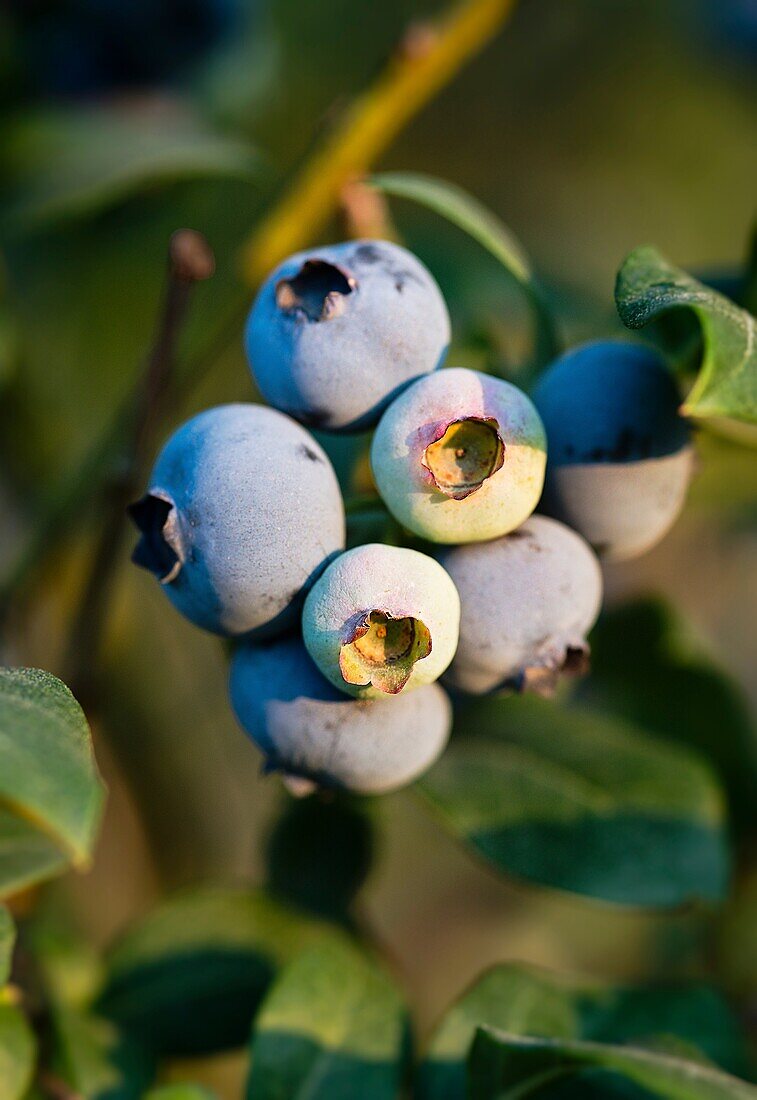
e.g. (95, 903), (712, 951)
(370, 367), (546, 543)
(245, 240), (450, 432)
(129, 404), (345, 638)
(440, 515), (603, 695)
(229, 636), (451, 794)
(532, 341), (694, 560)
(302, 543), (460, 698)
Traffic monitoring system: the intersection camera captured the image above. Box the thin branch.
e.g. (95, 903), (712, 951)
(63, 230), (214, 699)
(240, 0), (518, 284)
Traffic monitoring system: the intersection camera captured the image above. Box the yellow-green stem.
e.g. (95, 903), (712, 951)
(241, 0), (518, 285)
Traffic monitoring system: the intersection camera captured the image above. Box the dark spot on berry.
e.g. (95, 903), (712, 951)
(298, 444), (323, 464)
(391, 268), (422, 292)
(354, 243), (384, 264)
(582, 427), (650, 464)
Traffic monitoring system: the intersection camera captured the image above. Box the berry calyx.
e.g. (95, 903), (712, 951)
(339, 610), (432, 694)
(422, 416), (505, 499)
(275, 259), (356, 322)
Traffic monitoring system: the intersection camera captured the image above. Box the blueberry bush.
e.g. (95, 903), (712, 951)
(0, 0), (755, 1097)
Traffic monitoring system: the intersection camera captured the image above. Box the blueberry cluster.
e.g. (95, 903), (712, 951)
(130, 239), (693, 795)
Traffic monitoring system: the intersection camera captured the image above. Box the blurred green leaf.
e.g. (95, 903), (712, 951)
(616, 246), (757, 426)
(468, 1026), (757, 1100)
(0, 302), (19, 394)
(418, 964), (576, 1100)
(144, 1089), (217, 1100)
(0, 1002), (35, 1100)
(50, 1007), (155, 1100)
(370, 172), (559, 369)
(246, 935), (407, 1100)
(0, 809), (67, 900)
(418, 695), (729, 907)
(265, 795), (374, 924)
(576, 986), (752, 1079)
(98, 888), (328, 1057)
(0, 907), (13, 987)
(717, 870), (757, 1002)
(419, 963), (752, 1100)
(3, 105), (262, 232)
(0, 668), (105, 898)
(583, 600), (757, 833)
(28, 916), (103, 1012)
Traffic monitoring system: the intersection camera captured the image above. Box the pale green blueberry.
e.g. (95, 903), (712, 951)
(302, 543), (460, 699)
(370, 368), (546, 544)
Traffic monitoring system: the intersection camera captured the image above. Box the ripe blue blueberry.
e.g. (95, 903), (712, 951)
(371, 367), (546, 543)
(302, 543), (460, 698)
(245, 239), (450, 432)
(129, 403), (345, 638)
(440, 515), (603, 694)
(532, 341), (694, 560)
(229, 636), (451, 794)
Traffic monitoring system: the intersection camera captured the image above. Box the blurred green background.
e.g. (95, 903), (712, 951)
(0, 0), (755, 1092)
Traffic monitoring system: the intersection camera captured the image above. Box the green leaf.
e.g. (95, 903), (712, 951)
(583, 599), (757, 833)
(3, 106), (262, 232)
(418, 964), (577, 1100)
(418, 695), (729, 907)
(265, 795), (374, 924)
(0, 668), (105, 897)
(0, 808), (68, 900)
(50, 1007), (155, 1100)
(0, 1002), (36, 1100)
(0, 908), (13, 987)
(246, 935), (407, 1100)
(98, 888), (328, 1057)
(369, 172), (559, 368)
(576, 986), (752, 1081)
(419, 963), (752, 1100)
(468, 1027), (757, 1100)
(615, 245), (757, 425)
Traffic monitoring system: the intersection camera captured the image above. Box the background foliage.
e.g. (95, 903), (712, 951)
(0, 0), (755, 1095)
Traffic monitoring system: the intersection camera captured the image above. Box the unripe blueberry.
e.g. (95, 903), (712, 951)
(129, 404), (345, 638)
(229, 636), (451, 794)
(302, 543), (460, 698)
(532, 341), (694, 560)
(370, 368), (546, 543)
(440, 515), (603, 694)
(245, 239), (450, 432)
